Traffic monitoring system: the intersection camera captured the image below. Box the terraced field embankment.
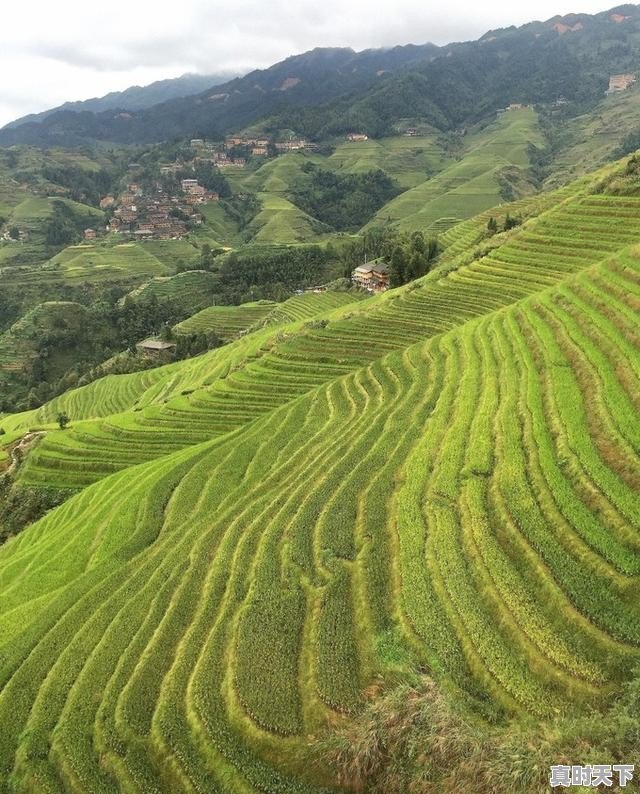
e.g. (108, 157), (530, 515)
(5, 174), (635, 492)
(0, 160), (638, 793)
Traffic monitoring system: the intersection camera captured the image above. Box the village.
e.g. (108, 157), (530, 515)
(83, 131), (373, 243)
(87, 178), (219, 242)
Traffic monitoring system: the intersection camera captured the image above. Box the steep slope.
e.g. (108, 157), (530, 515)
(4, 73), (239, 129)
(2, 168), (628, 491)
(0, 44), (443, 147)
(0, 159), (637, 793)
(6, 5), (640, 148)
(371, 107), (542, 233)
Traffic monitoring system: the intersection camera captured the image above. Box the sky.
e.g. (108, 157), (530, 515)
(0, 0), (617, 128)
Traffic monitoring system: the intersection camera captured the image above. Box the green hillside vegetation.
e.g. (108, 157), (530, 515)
(175, 291), (366, 341)
(0, 301), (115, 410)
(2, 241), (173, 294)
(290, 165), (402, 231)
(124, 270), (220, 317)
(544, 84), (640, 188)
(0, 196), (104, 267)
(136, 239), (201, 270)
(174, 300), (278, 340)
(0, 154), (638, 792)
(0, 146), (116, 210)
(327, 133), (453, 188)
(371, 108), (543, 233)
(249, 192), (327, 244)
(196, 201), (243, 247)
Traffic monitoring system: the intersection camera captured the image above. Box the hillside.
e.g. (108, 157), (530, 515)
(3, 6), (640, 148)
(0, 44), (443, 148)
(370, 107), (542, 232)
(4, 73), (239, 129)
(0, 154), (637, 792)
(175, 291), (366, 341)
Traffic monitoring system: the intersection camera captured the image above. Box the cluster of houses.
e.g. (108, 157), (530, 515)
(1, 227), (28, 243)
(152, 131), (373, 183)
(351, 262), (390, 292)
(92, 179), (219, 241)
(222, 135), (319, 155)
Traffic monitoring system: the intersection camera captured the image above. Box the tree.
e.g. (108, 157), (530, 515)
(160, 323), (175, 342)
(406, 251), (425, 282)
(411, 231), (426, 255)
(487, 216), (498, 235)
(426, 237), (439, 262)
(503, 213), (520, 231)
(390, 246), (406, 287)
(57, 412), (70, 430)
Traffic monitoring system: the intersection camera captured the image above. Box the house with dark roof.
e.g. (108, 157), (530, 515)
(352, 262), (390, 292)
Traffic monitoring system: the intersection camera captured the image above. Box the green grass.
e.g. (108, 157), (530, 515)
(0, 156), (638, 793)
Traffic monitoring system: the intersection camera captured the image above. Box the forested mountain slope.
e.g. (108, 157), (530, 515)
(4, 5), (640, 147)
(4, 73), (239, 130)
(0, 156), (638, 792)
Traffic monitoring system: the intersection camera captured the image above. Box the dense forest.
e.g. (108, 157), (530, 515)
(291, 166), (402, 231)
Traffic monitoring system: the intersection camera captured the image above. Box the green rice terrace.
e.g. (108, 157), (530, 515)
(174, 292), (366, 341)
(0, 155), (638, 792)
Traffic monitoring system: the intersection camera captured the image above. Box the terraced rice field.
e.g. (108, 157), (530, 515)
(327, 135), (452, 188)
(175, 300), (278, 340)
(0, 301), (88, 372)
(249, 193), (324, 245)
(1, 242), (174, 292)
(4, 177), (636, 492)
(175, 292), (366, 341)
(371, 108), (543, 233)
(0, 161), (638, 793)
(124, 270), (220, 316)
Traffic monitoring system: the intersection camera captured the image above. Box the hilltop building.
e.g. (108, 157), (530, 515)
(352, 262), (390, 292)
(346, 132), (369, 142)
(607, 74), (636, 94)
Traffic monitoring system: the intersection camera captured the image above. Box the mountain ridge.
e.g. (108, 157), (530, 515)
(3, 72), (241, 131)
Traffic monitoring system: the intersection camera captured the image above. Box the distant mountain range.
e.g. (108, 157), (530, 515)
(2, 4), (640, 148)
(2, 72), (239, 130)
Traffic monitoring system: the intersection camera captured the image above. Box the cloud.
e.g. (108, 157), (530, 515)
(0, 0), (616, 127)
